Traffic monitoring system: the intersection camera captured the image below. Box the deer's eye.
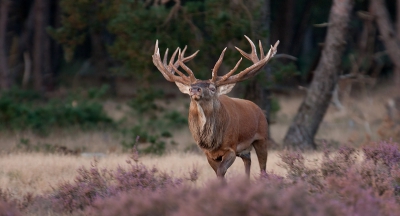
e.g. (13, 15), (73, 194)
(209, 87), (216, 92)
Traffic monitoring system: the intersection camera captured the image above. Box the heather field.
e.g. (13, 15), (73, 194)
(1, 141), (400, 215)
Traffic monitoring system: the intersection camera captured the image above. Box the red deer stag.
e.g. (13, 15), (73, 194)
(152, 36), (279, 178)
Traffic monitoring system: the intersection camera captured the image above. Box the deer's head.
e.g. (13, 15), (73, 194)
(152, 36), (280, 103)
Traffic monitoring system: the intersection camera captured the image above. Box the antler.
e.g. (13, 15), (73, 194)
(212, 35), (280, 86)
(152, 40), (199, 85)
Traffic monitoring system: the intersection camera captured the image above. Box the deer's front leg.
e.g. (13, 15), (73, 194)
(206, 149), (236, 178)
(216, 149), (236, 178)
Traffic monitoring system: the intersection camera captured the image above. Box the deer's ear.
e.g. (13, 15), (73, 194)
(217, 83), (236, 95)
(175, 82), (190, 95)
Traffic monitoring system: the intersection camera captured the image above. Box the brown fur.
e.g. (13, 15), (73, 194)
(186, 83), (269, 178)
(152, 36), (279, 178)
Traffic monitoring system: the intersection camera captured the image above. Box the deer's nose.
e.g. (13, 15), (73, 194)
(190, 87), (201, 93)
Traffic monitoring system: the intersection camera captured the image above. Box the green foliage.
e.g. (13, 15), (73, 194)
(47, 0), (115, 61)
(0, 87), (113, 135)
(122, 88), (187, 155)
(270, 61), (300, 84)
(127, 88), (163, 115)
(51, 0), (267, 82)
(270, 97), (280, 114)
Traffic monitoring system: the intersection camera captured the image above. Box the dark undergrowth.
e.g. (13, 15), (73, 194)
(0, 86), (113, 135)
(2, 140), (400, 216)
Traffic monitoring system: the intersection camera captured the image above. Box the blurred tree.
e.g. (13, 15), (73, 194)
(243, 0), (273, 141)
(0, 0), (11, 90)
(371, 0), (400, 87)
(33, 0), (46, 91)
(283, 0), (354, 150)
(48, 0), (114, 76)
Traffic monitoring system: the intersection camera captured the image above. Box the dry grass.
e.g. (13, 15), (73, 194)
(0, 151), (322, 197)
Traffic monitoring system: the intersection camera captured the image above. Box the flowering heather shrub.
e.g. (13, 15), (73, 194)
(51, 157), (183, 212)
(88, 176), (400, 216)
(363, 140), (400, 167)
(360, 141), (400, 195)
(31, 140), (400, 215)
(325, 168), (400, 215)
(320, 146), (358, 177)
(0, 200), (21, 216)
(88, 178), (350, 216)
(85, 143), (400, 216)
(278, 151), (323, 192)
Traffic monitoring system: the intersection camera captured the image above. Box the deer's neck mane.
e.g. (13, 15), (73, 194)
(188, 98), (226, 151)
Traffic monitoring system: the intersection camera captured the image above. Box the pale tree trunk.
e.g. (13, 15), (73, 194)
(283, 0), (354, 150)
(371, 0), (400, 87)
(0, 0), (10, 90)
(33, 0), (45, 92)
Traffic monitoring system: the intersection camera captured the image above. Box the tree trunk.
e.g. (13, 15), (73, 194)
(244, 0), (272, 138)
(283, 0), (354, 150)
(0, 0), (10, 90)
(397, 0), (400, 86)
(244, 0), (269, 107)
(33, 0), (45, 92)
(42, 1), (53, 91)
(282, 0), (295, 55)
(371, 0), (400, 87)
(90, 31), (108, 76)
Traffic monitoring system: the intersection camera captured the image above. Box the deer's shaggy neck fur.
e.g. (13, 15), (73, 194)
(188, 98), (227, 151)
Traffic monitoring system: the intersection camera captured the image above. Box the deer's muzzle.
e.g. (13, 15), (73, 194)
(190, 87), (202, 100)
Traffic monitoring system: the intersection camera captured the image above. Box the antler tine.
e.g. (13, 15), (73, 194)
(153, 47), (186, 84)
(211, 47), (227, 83)
(170, 48), (191, 79)
(163, 48), (169, 64)
(178, 48), (197, 82)
(155, 40), (159, 55)
(215, 37), (280, 86)
(152, 40), (196, 85)
(234, 35), (259, 63)
(181, 50), (199, 63)
(181, 45), (187, 57)
(218, 57), (242, 83)
(259, 40), (264, 59)
(173, 45), (199, 65)
(168, 48), (191, 80)
(169, 48), (179, 68)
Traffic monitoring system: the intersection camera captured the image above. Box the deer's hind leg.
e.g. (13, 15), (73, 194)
(252, 139), (268, 174)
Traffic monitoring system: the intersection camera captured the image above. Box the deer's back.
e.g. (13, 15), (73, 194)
(219, 95), (267, 142)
